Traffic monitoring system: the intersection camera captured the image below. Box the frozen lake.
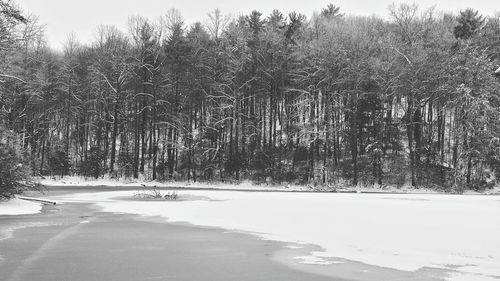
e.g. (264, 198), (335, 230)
(47, 189), (500, 281)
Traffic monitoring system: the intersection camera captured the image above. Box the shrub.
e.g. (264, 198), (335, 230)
(48, 148), (70, 177)
(117, 153), (135, 178)
(133, 189), (178, 200)
(0, 127), (40, 199)
(224, 151), (246, 177)
(80, 146), (103, 179)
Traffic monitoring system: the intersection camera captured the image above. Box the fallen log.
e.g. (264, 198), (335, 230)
(17, 196), (57, 205)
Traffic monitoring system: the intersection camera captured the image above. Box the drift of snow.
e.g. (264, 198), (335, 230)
(0, 198), (42, 216)
(294, 255), (343, 265)
(50, 190), (500, 281)
(39, 175), (495, 194)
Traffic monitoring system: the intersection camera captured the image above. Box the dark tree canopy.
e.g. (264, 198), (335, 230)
(0, 1), (499, 193)
(321, 4), (343, 18)
(454, 8), (485, 39)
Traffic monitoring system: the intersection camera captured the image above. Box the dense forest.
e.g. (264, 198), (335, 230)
(1, 0), (499, 193)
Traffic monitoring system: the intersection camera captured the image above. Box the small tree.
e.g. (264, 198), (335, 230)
(48, 149), (71, 178)
(80, 146), (103, 179)
(117, 153), (135, 178)
(454, 9), (485, 40)
(0, 126), (40, 199)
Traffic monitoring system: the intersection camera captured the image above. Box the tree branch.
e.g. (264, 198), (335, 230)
(0, 74), (27, 84)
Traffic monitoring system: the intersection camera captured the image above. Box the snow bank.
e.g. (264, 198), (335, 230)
(294, 255), (343, 265)
(39, 175), (483, 194)
(0, 198), (43, 216)
(39, 176), (150, 188)
(50, 190), (500, 281)
(38, 176), (310, 191)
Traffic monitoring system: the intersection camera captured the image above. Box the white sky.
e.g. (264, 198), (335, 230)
(15, 0), (500, 50)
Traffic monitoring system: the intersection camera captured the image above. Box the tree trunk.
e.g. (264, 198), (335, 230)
(110, 101), (118, 174)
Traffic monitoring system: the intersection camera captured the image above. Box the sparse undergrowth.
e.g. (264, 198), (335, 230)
(133, 188), (178, 200)
(1, 126), (42, 199)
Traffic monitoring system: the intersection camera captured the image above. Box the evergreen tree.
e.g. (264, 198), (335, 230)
(0, 125), (40, 198)
(454, 9), (485, 40)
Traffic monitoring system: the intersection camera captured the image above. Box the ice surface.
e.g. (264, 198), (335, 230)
(50, 190), (500, 281)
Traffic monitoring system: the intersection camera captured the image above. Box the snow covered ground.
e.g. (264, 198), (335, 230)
(0, 198), (43, 216)
(39, 176), (313, 191)
(49, 189), (500, 281)
(37, 175), (500, 194)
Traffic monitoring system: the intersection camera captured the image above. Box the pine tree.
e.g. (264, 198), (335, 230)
(0, 126), (40, 199)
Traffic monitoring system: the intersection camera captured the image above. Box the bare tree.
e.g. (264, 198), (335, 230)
(205, 9), (230, 41)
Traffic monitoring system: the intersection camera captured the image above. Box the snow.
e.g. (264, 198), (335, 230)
(38, 176), (309, 191)
(0, 198), (43, 216)
(294, 255), (343, 265)
(285, 245), (303, 249)
(49, 190), (500, 281)
(39, 175), (500, 194)
(448, 272), (500, 281)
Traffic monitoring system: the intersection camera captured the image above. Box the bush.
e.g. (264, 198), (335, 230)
(133, 189), (178, 200)
(293, 146), (309, 164)
(249, 149), (272, 181)
(224, 151), (246, 177)
(117, 153), (135, 178)
(0, 127), (40, 199)
(80, 146), (103, 179)
(48, 148), (70, 177)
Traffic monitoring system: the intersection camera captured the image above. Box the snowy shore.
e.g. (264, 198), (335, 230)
(0, 198), (43, 216)
(37, 176), (500, 195)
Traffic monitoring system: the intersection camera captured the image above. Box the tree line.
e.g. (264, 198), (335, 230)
(1, 0), (499, 194)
